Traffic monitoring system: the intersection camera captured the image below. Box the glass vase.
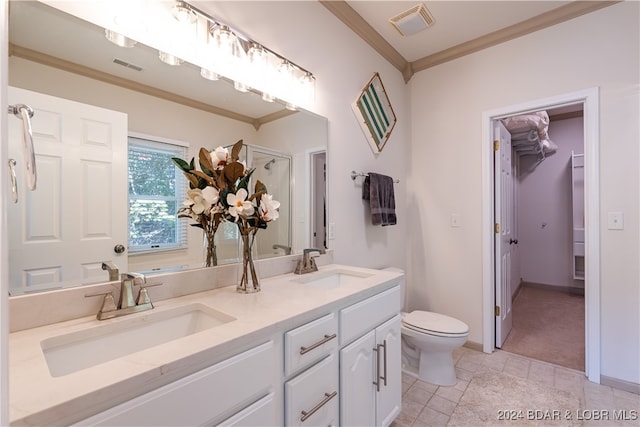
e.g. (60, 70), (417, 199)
(236, 230), (260, 293)
(203, 230), (217, 268)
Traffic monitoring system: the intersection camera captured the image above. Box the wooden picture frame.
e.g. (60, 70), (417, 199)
(352, 72), (397, 153)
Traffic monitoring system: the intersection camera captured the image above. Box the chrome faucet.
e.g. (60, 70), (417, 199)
(294, 248), (326, 274)
(86, 272), (161, 320)
(101, 261), (119, 281)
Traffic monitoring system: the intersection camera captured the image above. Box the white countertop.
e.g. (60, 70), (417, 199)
(9, 265), (402, 426)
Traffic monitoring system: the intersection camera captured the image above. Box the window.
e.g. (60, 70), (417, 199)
(128, 134), (188, 253)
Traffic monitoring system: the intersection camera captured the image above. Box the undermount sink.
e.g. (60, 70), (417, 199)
(292, 268), (374, 289)
(41, 303), (235, 377)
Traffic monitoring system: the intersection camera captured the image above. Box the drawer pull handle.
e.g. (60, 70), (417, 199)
(300, 391), (337, 422)
(300, 333), (337, 355)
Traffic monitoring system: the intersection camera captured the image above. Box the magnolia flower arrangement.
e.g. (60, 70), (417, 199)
(172, 140), (280, 292)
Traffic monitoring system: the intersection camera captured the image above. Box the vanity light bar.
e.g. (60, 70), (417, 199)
(170, 1), (316, 106)
(175, 1), (315, 80)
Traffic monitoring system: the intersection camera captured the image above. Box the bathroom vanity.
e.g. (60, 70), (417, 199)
(8, 265), (402, 426)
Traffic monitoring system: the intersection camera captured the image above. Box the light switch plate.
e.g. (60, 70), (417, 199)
(328, 222), (336, 239)
(450, 213), (461, 228)
(608, 212), (624, 230)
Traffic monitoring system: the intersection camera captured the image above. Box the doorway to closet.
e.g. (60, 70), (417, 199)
(495, 105), (586, 371)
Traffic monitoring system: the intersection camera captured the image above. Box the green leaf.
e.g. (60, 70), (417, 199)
(237, 168), (255, 191)
(172, 157), (192, 172)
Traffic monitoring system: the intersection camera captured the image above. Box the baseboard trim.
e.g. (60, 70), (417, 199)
(464, 340), (484, 352)
(601, 375), (640, 395)
(522, 281), (585, 296)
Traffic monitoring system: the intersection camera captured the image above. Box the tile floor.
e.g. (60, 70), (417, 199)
(392, 347), (640, 426)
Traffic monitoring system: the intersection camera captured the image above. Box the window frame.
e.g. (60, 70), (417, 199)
(127, 132), (189, 254)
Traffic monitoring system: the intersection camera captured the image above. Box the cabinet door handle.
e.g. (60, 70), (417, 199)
(299, 333), (337, 355)
(300, 391), (337, 422)
(372, 343), (382, 392)
(380, 339), (388, 386)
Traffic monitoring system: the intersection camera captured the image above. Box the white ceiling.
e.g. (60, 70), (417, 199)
(346, 1), (571, 63)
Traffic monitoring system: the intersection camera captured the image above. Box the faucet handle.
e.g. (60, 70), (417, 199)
(85, 291), (117, 314)
(135, 282), (162, 305)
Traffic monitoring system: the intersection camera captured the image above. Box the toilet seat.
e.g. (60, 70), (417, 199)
(402, 311), (469, 338)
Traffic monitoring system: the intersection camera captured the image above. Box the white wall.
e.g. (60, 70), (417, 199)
(408, 2), (639, 384)
(518, 117), (584, 288)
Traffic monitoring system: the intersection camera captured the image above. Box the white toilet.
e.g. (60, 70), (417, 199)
(380, 267), (469, 386)
(401, 310), (469, 386)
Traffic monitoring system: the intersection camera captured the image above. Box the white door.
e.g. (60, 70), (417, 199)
(494, 121), (514, 347)
(7, 87), (128, 294)
(375, 315), (402, 427)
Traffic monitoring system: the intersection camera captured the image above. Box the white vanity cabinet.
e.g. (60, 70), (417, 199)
(339, 286), (402, 427)
(74, 341), (278, 426)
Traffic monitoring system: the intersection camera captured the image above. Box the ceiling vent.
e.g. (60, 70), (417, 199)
(389, 3), (435, 37)
(113, 58), (143, 72)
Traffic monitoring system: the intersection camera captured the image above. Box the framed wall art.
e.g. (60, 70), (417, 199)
(351, 72), (397, 153)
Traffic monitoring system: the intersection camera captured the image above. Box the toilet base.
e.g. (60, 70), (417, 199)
(418, 351), (457, 386)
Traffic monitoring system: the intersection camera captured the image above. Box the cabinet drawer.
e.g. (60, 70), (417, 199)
(215, 393), (277, 427)
(76, 341), (275, 426)
(574, 242), (585, 256)
(285, 354), (339, 426)
(340, 286), (400, 345)
(284, 313), (338, 376)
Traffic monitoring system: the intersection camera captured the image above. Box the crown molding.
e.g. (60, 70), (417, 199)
(411, 1), (619, 73)
(323, 1), (620, 82)
(9, 43), (280, 126)
(320, 1), (412, 81)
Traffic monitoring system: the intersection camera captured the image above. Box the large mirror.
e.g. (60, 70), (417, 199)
(7, 1), (327, 295)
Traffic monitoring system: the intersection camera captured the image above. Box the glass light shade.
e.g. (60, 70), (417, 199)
(262, 92), (275, 103)
(200, 68), (220, 81)
(234, 81), (248, 92)
(105, 29), (136, 48)
(159, 51), (183, 66)
(172, 2), (196, 24)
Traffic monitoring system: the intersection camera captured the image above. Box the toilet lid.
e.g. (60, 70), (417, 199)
(402, 311), (469, 335)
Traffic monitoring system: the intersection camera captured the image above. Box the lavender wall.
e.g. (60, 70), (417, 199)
(517, 117), (584, 288)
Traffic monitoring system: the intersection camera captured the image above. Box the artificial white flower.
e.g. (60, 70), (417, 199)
(259, 194), (280, 222)
(210, 146), (229, 169)
(227, 188), (255, 219)
(186, 188), (218, 215)
(201, 186), (220, 206)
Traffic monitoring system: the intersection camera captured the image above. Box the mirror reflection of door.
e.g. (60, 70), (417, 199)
(8, 87), (128, 295)
(311, 151), (327, 249)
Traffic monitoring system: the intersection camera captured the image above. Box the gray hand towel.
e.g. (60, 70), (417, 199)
(362, 172), (396, 226)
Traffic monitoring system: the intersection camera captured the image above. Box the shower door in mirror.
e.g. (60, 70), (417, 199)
(7, 87), (128, 295)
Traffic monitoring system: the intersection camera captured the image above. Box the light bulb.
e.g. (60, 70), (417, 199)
(172, 1), (196, 24)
